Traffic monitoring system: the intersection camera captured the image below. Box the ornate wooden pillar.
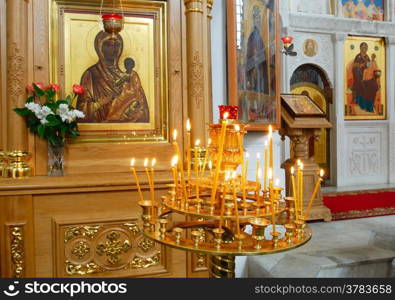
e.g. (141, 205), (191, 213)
(6, 0), (30, 151)
(184, 0), (213, 144)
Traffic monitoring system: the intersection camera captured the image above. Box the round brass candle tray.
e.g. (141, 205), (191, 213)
(135, 116), (316, 277)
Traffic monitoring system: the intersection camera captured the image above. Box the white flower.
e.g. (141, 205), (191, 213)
(40, 119), (49, 125)
(25, 102), (41, 114)
(34, 105), (54, 121)
(56, 104), (69, 116)
(73, 110), (85, 119)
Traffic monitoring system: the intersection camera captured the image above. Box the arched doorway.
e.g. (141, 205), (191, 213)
(290, 64), (333, 179)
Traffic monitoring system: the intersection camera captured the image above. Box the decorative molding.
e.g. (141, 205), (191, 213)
(96, 231), (131, 265)
(190, 52), (204, 108)
(130, 253), (161, 269)
(71, 241), (90, 260)
(9, 225), (25, 278)
(64, 225), (101, 243)
(7, 43), (25, 106)
(138, 237), (155, 253)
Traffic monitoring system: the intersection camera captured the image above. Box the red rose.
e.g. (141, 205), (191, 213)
(73, 84), (85, 96)
(45, 83), (61, 92)
(26, 82), (44, 94)
(34, 82), (44, 90)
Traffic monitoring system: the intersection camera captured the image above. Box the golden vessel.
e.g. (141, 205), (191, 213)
(4, 151), (32, 179)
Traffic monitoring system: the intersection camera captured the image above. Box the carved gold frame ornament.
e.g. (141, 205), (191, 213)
(49, 0), (169, 144)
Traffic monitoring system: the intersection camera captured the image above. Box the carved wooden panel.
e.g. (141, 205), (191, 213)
(54, 218), (169, 278)
(5, 223), (26, 278)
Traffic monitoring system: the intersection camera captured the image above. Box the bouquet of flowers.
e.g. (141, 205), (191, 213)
(14, 83), (86, 147)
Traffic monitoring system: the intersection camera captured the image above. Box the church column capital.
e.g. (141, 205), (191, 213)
(385, 36), (395, 46)
(332, 33), (347, 43)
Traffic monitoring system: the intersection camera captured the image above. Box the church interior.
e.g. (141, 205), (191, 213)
(0, 0), (394, 279)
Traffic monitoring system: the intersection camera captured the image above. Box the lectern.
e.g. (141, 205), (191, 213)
(280, 94), (332, 221)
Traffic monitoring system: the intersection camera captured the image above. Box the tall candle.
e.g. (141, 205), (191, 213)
(172, 129), (188, 207)
(235, 125), (246, 207)
(186, 119), (192, 194)
(268, 168), (276, 234)
(256, 168), (262, 204)
(255, 153), (261, 185)
(305, 169), (324, 220)
(171, 156), (179, 193)
(130, 158), (144, 202)
(269, 125), (274, 180)
(264, 140), (268, 192)
(291, 166), (298, 220)
(194, 139), (201, 201)
(232, 171), (241, 236)
(299, 163), (304, 217)
(151, 158), (156, 200)
(244, 152), (249, 206)
(219, 171), (231, 230)
(211, 113), (229, 207)
(201, 138), (211, 177)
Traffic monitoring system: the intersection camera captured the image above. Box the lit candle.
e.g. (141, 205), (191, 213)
(255, 153), (261, 185)
(211, 112), (229, 208)
(172, 129), (188, 207)
(208, 160), (213, 178)
(194, 139), (201, 201)
(200, 138), (211, 177)
(269, 125), (274, 180)
(235, 125), (246, 207)
(151, 158), (156, 199)
(232, 171), (241, 236)
(130, 158), (144, 202)
(291, 166), (298, 221)
(305, 169), (324, 220)
(256, 168), (262, 204)
(264, 140), (268, 192)
(144, 158), (153, 200)
(186, 119), (192, 194)
(219, 170), (231, 230)
(244, 152), (250, 206)
(171, 155), (179, 192)
(268, 168), (276, 234)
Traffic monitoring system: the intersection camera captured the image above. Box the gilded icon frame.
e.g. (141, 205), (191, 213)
(50, 0), (168, 143)
(227, 0), (281, 131)
(344, 35), (386, 120)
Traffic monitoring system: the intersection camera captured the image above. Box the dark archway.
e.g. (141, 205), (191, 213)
(290, 64), (333, 180)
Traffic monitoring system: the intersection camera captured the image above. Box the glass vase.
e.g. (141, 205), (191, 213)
(48, 141), (65, 176)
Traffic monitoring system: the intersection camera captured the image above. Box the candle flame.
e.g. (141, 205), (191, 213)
(275, 178), (280, 186)
(246, 152), (250, 159)
(232, 170), (237, 179)
(173, 129), (178, 141)
(144, 158), (149, 167)
(257, 168), (262, 179)
(297, 159), (301, 167)
(320, 169), (325, 178)
(223, 112), (229, 120)
(195, 139), (201, 147)
(130, 158), (135, 167)
(268, 168), (273, 180)
(225, 170), (231, 181)
(269, 125), (273, 138)
(235, 124), (240, 132)
(151, 158), (157, 168)
(171, 155), (179, 167)
(186, 119), (191, 132)
(291, 166), (295, 175)
(208, 161), (213, 169)
(208, 138), (212, 145)
(300, 163), (304, 170)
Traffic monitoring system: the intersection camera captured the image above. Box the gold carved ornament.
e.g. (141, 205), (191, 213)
(71, 241), (90, 259)
(10, 226), (24, 278)
(138, 238), (155, 253)
(96, 231), (131, 265)
(64, 225), (101, 243)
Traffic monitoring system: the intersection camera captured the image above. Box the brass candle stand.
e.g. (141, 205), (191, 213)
(136, 118), (316, 278)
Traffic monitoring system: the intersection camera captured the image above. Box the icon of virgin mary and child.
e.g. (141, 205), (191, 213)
(77, 31), (149, 123)
(347, 42), (381, 114)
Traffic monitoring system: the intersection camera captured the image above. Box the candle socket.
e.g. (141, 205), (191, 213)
(173, 227), (183, 245)
(249, 218), (270, 250)
(271, 231), (280, 249)
(191, 230), (203, 248)
(234, 233), (246, 250)
(224, 195), (235, 216)
(285, 223), (296, 245)
(284, 197), (296, 223)
(295, 219), (306, 240)
(213, 228), (225, 249)
(138, 200), (158, 230)
(159, 219), (168, 239)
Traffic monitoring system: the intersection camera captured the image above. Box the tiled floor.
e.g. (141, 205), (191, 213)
(242, 215), (395, 278)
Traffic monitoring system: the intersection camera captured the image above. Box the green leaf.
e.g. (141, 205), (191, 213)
(56, 100), (69, 107)
(46, 114), (61, 127)
(37, 124), (46, 138)
(26, 96), (35, 103)
(65, 95), (72, 105)
(14, 108), (31, 116)
(45, 103), (56, 112)
(33, 84), (45, 97)
(45, 89), (56, 102)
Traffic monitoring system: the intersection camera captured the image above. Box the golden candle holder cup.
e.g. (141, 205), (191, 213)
(0, 150), (7, 177)
(173, 227), (183, 245)
(5, 151), (32, 179)
(191, 230), (203, 248)
(271, 231), (281, 249)
(138, 200), (158, 230)
(224, 195), (235, 216)
(284, 197), (296, 223)
(249, 218), (270, 250)
(234, 233), (246, 250)
(295, 219), (306, 240)
(212, 228), (225, 249)
(272, 187), (283, 201)
(159, 219), (168, 240)
(285, 223), (296, 245)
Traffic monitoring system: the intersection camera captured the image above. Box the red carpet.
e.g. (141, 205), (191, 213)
(323, 191), (395, 220)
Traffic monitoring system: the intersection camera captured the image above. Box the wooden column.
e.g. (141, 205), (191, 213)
(6, 0), (30, 151)
(184, 0), (213, 144)
(204, 0), (213, 126)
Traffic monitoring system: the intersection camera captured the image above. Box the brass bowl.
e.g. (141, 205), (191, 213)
(4, 151), (32, 179)
(102, 14), (124, 35)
